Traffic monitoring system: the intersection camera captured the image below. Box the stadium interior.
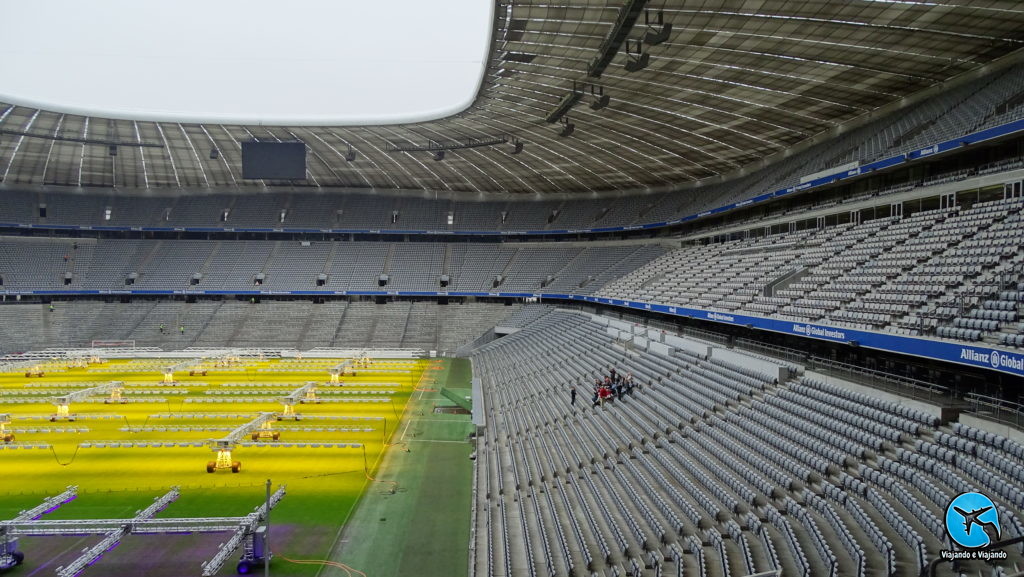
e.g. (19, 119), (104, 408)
(2, 2), (1024, 577)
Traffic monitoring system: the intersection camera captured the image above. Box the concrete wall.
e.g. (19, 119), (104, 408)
(712, 348), (787, 382)
(649, 341), (672, 356)
(607, 319), (632, 332)
(664, 334), (710, 358)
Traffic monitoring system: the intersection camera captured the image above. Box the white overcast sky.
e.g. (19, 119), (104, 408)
(0, 0), (493, 125)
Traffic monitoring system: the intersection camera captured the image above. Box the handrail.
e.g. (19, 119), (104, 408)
(964, 392), (1024, 427)
(733, 337), (949, 401)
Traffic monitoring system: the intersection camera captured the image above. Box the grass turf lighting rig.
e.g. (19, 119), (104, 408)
(1, 485), (286, 576)
(49, 381), (124, 421)
(0, 414), (12, 443)
(0, 486), (78, 571)
(207, 412), (278, 473)
(278, 381), (320, 419)
(161, 351), (242, 382)
(53, 487), (180, 577)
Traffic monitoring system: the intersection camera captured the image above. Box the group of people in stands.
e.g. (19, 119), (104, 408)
(570, 367), (639, 407)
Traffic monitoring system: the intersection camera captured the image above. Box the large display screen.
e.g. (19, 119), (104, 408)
(241, 141), (306, 180)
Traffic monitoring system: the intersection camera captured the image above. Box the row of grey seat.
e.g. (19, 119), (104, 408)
(470, 311), (1024, 577)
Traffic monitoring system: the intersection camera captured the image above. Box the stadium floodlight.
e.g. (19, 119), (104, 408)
(108, 145), (117, 156)
(624, 39), (649, 72)
(433, 150), (445, 161)
(209, 148), (219, 160)
(510, 138), (524, 155)
(589, 85), (610, 110)
(642, 9), (672, 45)
(559, 118), (575, 138)
(344, 148), (357, 162)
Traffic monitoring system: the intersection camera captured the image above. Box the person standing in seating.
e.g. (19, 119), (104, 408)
(570, 386), (576, 406)
(48, 303), (54, 313)
(159, 323), (165, 334)
(179, 325), (184, 335)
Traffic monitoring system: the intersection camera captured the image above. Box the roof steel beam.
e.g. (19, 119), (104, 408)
(587, 0), (648, 78)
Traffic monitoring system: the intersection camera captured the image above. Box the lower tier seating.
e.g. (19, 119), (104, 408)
(470, 310), (1024, 576)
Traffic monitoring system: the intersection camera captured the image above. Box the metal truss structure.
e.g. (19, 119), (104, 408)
(0, 485), (286, 577)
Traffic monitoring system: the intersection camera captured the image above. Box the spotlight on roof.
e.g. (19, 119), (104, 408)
(344, 147), (357, 162)
(625, 52), (649, 72)
(589, 86), (610, 111)
(510, 139), (524, 155)
(559, 118), (575, 138)
(209, 148), (219, 160)
(624, 39), (649, 72)
(643, 10), (672, 45)
(108, 145), (118, 157)
(433, 150), (445, 161)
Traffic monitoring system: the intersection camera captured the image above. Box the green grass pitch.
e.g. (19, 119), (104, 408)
(0, 356), (463, 577)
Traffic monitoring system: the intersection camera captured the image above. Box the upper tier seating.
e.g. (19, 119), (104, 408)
(4, 191), (1024, 351)
(0, 239), (669, 295)
(598, 197), (1024, 347)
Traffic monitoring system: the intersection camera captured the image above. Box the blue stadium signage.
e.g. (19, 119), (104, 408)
(554, 293), (1024, 377)
(792, 323), (847, 341)
(705, 312), (735, 323)
(961, 347), (1024, 372)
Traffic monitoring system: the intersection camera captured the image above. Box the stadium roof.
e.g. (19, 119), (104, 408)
(1, 0), (1023, 194)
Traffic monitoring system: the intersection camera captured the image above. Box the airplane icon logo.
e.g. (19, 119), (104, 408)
(954, 506), (999, 540)
(946, 493), (1001, 549)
